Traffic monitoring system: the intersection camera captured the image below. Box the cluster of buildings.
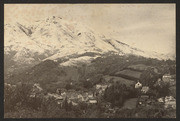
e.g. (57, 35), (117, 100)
(95, 83), (110, 95)
(21, 79), (110, 108)
(44, 83), (110, 107)
(45, 90), (97, 106)
(158, 96), (176, 109)
(134, 74), (176, 109)
(26, 64), (176, 111)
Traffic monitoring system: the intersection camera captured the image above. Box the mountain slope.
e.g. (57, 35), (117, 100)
(4, 16), (174, 75)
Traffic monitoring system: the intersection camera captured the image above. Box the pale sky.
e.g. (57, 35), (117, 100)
(4, 4), (176, 56)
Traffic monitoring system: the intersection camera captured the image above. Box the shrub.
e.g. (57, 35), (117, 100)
(104, 83), (136, 108)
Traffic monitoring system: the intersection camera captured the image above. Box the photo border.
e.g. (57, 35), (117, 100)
(0, 0), (179, 121)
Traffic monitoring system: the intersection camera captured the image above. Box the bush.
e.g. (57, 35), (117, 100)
(104, 83), (136, 107)
(4, 83), (45, 115)
(114, 104), (175, 118)
(155, 82), (170, 98)
(4, 83), (33, 112)
(4, 84), (17, 112)
(65, 83), (72, 90)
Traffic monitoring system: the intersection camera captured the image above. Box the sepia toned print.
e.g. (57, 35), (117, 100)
(4, 4), (176, 118)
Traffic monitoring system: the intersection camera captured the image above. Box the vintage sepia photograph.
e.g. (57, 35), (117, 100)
(4, 4), (176, 118)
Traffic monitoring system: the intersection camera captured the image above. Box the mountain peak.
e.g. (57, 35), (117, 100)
(4, 16), (175, 75)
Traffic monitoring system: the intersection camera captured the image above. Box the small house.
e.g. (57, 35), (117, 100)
(164, 96), (176, 109)
(57, 100), (64, 107)
(164, 100), (176, 109)
(135, 82), (142, 89)
(101, 85), (108, 91)
(88, 93), (94, 98)
(77, 94), (86, 102)
(77, 94), (83, 98)
(61, 92), (67, 96)
(162, 74), (172, 82)
(96, 84), (101, 90)
(96, 83), (108, 90)
(71, 101), (78, 106)
(105, 102), (111, 108)
(165, 96), (175, 102)
(141, 86), (149, 94)
(157, 97), (164, 103)
(137, 95), (150, 107)
(89, 99), (97, 104)
(108, 108), (116, 114)
(69, 98), (79, 106)
(88, 95), (98, 104)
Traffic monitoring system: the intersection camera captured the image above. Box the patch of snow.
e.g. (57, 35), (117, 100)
(60, 56), (100, 66)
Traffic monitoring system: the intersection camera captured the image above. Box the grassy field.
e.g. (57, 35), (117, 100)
(122, 98), (138, 109)
(128, 64), (149, 71)
(103, 75), (136, 88)
(114, 69), (142, 81)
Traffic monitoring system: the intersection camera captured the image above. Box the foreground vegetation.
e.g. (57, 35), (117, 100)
(4, 54), (176, 118)
(4, 82), (176, 118)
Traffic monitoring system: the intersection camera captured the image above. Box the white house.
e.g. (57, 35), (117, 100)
(89, 99), (97, 104)
(61, 92), (66, 96)
(96, 84), (101, 90)
(157, 97), (164, 103)
(47, 93), (63, 100)
(162, 74), (172, 82)
(135, 82), (142, 89)
(101, 85), (108, 91)
(78, 94), (85, 102)
(71, 101), (78, 106)
(88, 94), (94, 98)
(96, 84), (108, 91)
(78, 94), (83, 98)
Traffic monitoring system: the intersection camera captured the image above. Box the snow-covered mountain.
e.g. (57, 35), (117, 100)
(4, 16), (174, 74)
